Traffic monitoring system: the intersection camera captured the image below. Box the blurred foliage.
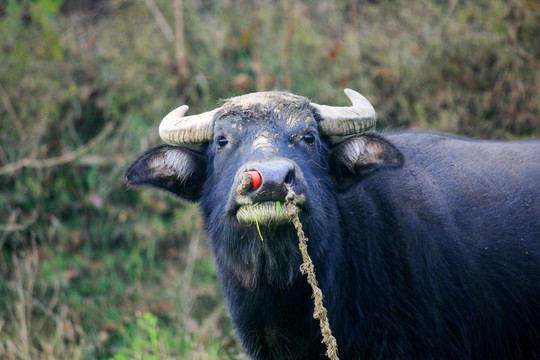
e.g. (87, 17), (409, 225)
(0, 0), (538, 358)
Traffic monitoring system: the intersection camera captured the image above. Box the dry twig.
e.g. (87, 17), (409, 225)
(143, 0), (175, 42)
(0, 121), (115, 175)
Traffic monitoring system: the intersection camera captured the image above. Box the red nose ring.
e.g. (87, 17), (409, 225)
(248, 170), (262, 189)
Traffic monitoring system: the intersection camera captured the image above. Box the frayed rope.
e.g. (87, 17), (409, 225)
(237, 173), (339, 359)
(285, 184), (339, 360)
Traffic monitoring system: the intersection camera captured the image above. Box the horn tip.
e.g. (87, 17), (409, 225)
(173, 104), (189, 115)
(159, 105), (187, 142)
(344, 89), (374, 111)
(343, 88), (362, 102)
(343, 88), (357, 96)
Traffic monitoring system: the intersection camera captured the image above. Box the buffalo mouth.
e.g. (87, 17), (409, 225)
(235, 195), (306, 227)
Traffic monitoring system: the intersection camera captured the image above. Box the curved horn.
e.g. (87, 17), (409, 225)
(159, 105), (219, 145)
(311, 88), (376, 136)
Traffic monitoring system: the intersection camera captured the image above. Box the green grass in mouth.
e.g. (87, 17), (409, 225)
(236, 201), (290, 228)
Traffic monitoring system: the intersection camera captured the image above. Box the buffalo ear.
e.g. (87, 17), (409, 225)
(329, 134), (404, 190)
(126, 145), (206, 201)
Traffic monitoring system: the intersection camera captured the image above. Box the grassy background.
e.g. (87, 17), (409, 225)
(0, 0), (539, 358)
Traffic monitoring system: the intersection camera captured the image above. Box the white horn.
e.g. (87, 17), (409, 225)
(311, 88), (376, 136)
(159, 105), (219, 145)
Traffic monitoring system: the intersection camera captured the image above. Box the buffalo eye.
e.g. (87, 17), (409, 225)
(216, 136), (228, 149)
(303, 132), (316, 144)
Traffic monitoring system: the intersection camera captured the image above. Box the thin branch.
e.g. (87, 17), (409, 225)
(179, 228), (203, 326)
(0, 121), (115, 176)
(0, 210), (39, 233)
(143, 0), (175, 42)
(252, 1), (267, 91)
(0, 83), (25, 140)
(199, 302), (227, 336)
(282, 0), (295, 90)
(174, 0), (189, 85)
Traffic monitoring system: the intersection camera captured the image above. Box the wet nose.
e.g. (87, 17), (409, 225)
(244, 162), (296, 202)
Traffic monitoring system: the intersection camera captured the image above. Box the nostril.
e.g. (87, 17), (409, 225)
(284, 169), (295, 185)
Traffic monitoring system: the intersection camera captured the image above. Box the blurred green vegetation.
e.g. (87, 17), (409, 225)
(0, 0), (538, 358)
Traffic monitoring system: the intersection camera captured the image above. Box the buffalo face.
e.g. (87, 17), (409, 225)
(126, 91), (403, 288)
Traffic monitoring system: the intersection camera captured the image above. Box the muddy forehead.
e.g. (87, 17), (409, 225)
(222, 91), (308, 108)
(215, 101), (316, 135)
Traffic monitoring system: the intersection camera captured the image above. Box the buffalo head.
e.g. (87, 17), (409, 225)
(126, 89), (402, 288)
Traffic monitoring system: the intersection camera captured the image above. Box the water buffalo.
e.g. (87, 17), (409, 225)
(126, 89), (540, 359)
